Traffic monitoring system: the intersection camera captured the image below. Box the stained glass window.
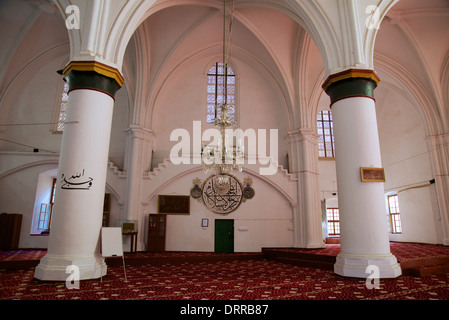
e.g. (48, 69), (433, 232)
(317, 110), (335, 158)
(56, 82), (69, 132)
(207, 62), (236, 124)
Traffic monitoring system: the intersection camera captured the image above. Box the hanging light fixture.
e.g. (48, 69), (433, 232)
(202, 0), (244, 186)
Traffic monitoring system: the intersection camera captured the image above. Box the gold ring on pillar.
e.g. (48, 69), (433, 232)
(322, 69), (380, 106)
(61, 61), (124, 99)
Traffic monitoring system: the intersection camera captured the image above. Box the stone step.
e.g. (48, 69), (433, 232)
(400, 256), (449, 276)
(271, 256), (335, 270)
(404, 263), (449, 277)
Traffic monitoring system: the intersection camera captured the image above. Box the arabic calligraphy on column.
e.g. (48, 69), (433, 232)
(61, 169), (93, 190)
(201, 175), (243, 214)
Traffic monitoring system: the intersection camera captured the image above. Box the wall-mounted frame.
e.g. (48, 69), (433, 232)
(360, 167), (385, 182)
(158, 195), (190, 215)
(202, 218), (209, 227)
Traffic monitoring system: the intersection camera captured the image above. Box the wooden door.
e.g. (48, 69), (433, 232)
(0, 213), (22, 250)
(147, 214), (166, 252)
(214, 219), (234, 253)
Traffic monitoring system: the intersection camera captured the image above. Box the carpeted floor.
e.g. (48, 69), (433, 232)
(0, 242), (448, 302)
(1, 258), (449, 301)
(2, 242), (448, 262)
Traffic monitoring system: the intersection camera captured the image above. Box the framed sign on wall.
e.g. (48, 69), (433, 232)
(158, 195), (190, 215)
(360, 167), (385, 182)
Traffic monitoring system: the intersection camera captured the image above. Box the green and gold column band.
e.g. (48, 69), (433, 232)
(322, 69), (380, 106)
(61, 61), (124, 99)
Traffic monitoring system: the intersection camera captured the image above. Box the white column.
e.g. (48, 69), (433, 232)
(426, 133), (449, 245)
(123, 125), (153, 251)
(34, 90), (113, 280)
(323, 69), (402, 278)
(324, 71), (401, 279)
(288, 129), (324, 248)
(35, 62), (123, 281)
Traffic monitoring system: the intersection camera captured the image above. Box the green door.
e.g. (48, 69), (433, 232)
(214, 219), (234, 253)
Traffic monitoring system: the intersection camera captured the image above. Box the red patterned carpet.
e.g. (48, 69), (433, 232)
(1, 258), (449, 301)
(0, 250), (46, 261)
(0, 242), (448, 302)
(0, 249), (245, 261)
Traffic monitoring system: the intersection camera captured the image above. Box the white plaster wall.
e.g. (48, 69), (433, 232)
(316, 84), (440, 245)
(30, 168), (58, 235)
(0, 152), (126, 249)
(150, 54), (288, 168)
(0, 156), (56, 248)
(0, 57), (65, 152)
(109, 85), (130, 170)
(318, 159), (337, 200)
(141, 48), (294, 252)
(0, 23), (129, 249)
(2, 0), (446, 253)
(394, 188), (438, 244)
(143, 169), (294, 253)
(376, 85), (438, 243)
(0, 61), (128, 164)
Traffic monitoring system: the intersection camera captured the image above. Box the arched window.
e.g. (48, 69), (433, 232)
(51, 81), (69, 133)
(206, 62), (236, 124)
(317, 110), (335, 158)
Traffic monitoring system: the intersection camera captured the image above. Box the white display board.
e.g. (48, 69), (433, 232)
(101, 227), (124, 257)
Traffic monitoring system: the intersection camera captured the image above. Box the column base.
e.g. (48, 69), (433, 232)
(34, 253), (107, 281)
(334, 252), (402, 279)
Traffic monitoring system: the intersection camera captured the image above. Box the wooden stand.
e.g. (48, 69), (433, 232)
(122, 231), (138, 253)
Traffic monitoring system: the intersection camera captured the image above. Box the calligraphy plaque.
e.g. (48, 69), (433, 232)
(360, 167), (385, 182)
(158, 195), (190, 215)
(201, 174), (243, 214)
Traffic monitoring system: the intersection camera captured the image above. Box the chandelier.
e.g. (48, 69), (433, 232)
(202, 0), (244, 185)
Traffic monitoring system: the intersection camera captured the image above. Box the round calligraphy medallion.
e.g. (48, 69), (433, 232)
(242, 186), (255, 200)
(201, 174), (243, 214)
(190, 185), (202, 199)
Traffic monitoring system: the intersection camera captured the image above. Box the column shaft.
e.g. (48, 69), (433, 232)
(426, 134), (449, 245)
(34, 61), (123, 281)
(323, 69), (401, 278)
(123, 126), (153, 251)
(288, 129), (324, 248)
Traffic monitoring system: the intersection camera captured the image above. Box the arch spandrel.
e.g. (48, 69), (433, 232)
(55, 0), (397, 80)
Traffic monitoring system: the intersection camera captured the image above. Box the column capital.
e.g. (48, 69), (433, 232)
(322, 69), (380, 106)
(287, 128), (317, 143)
(62, 61), (124, 99)
(125, 125), (154, 140)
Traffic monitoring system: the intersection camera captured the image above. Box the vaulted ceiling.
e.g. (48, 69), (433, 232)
(121, 2), (307, 128)
(1, 0), (448, 133)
